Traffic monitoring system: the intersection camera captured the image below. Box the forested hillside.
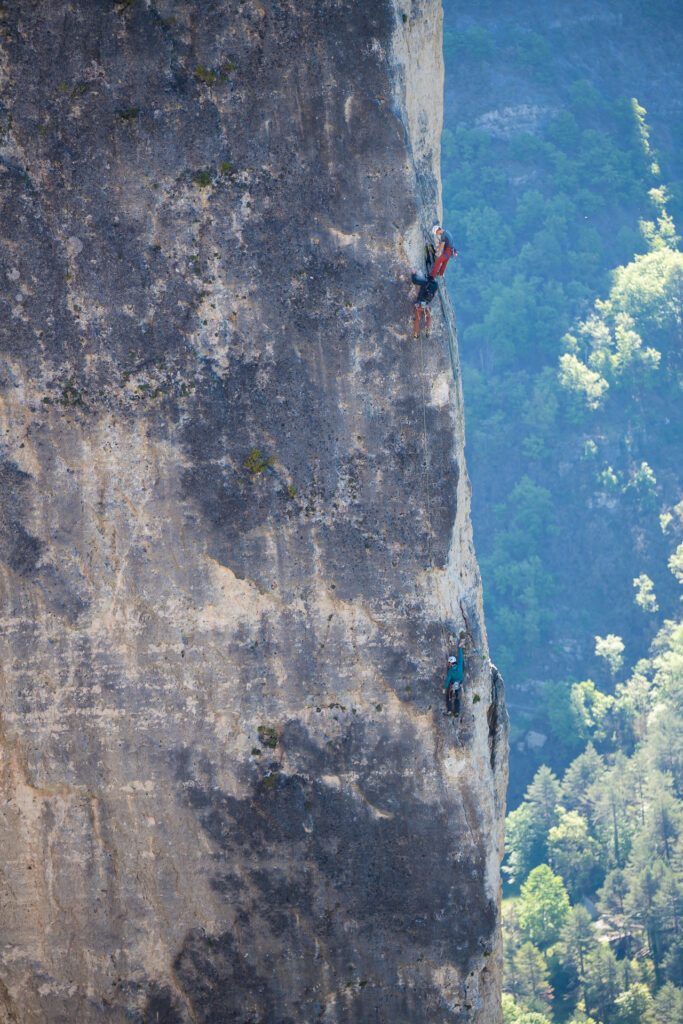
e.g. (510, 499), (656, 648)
(501, 614), (682, 1023)
(441, 0), (682, 798)
(441, 1), (682, 1021)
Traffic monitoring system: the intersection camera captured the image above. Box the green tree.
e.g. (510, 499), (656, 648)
(613, 981), (655, 1024)
(514, 941), (553, 1013)
(502, 993), (552, 1024)
(561, 744), (605, 817)
(648, 789), (682, 864)
(645, 710), (683, 797)
(570, 680), (615, 744)
(559, 904), (598, 990)
(505, 767), (561, 882)
(609, 247), (683, 333)
(558, 351), (608, 408)
(613, 670), (654, 750)
(584, 313), (661, 390)
(624, 752), (651, 831)
(506, 801), (547, 884)
(590, 756), (634, 867)
(663, 935), (683, 986)
(598, 867), (629, 918)
(544, 680), (584, 760)
(584, 942), (621, 1022)
(657, 868), (683, 979)
(669, 543), (683, 585)
(595, 634), (625, 676)
(626, 462), (659, 513)
(526, 766), (561, 826)
(653, 982), (683, 1024)
(518, 865), (571, 948)
(492, 478), (557, 561)
(488, 555), (556, 664)
(503, 899), (524, 991)
(625, 860), (667, 977)
(633, 573), (658, 612)
(548, 813), (603, 898)
(650, 619), (683, 709)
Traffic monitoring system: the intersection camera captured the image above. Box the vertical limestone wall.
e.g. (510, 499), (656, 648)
(0, 2), (507, 1021)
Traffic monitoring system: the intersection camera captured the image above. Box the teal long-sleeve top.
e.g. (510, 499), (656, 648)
(443, 647), (464, 690)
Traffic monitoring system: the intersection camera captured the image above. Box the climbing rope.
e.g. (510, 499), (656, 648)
(414, 229), (488, 664)
(417, 327), (434, 569)
(393, 85), (468, 657)
(417, 305), (450, 659)
(392, 12), (484, 681)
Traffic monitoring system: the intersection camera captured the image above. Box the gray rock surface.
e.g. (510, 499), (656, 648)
(0, 2), (508, 1021)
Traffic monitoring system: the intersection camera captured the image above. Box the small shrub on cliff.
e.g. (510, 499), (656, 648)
(257, 726), (277, 749)
(194, 65), (216, 85)
(60, 379), (84, 407)
(116, 106), (139, 122)
(194, 62), (235, 85)
(244, 448), (274, 474)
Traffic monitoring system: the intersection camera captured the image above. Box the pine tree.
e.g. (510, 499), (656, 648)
(560, 905), (597, 981)
(584, 943), (621, 1023)
(625, 860), (667, 980)
(514, 942), (553, 1013)
(519, 866), (570, 948)
(653, 982), (683, 1024)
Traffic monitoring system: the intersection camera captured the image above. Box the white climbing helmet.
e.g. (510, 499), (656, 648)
(448, 655), (457, 664)
(432, 224), (442, 239)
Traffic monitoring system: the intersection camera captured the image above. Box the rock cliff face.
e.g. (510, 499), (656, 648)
(0, 2), (508, 1022)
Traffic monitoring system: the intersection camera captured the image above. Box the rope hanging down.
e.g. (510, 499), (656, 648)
(398, 87), (466, 655)
(417, 308), (450, 658)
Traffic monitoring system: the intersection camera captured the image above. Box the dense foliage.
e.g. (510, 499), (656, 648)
(441, 1), (683, 801)
(440, 2), (682, 1020)
(501, 611), (682, 1023)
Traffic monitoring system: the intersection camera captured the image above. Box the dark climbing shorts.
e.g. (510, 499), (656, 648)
(414, 278), (438, 306)
(446, 684), (461, 715)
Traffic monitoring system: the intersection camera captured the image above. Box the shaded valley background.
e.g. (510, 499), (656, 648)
(441, 1), (682, 1022)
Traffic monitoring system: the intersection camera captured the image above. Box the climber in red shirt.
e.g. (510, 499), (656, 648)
(429, 224), (457, 278)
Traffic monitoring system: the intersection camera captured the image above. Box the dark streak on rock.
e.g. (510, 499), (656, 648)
(160, 718), (495, 1023)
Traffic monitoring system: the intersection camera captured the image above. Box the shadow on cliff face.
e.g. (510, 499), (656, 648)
(0, 461), (43, 575)
(143, 718), (495, 1023)
(0, 459), (87, 620)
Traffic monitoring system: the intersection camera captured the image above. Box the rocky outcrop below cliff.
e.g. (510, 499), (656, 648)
(0, 2), (507, 1021)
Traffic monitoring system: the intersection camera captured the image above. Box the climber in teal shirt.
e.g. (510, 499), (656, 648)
(443, 640), (464, 715)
